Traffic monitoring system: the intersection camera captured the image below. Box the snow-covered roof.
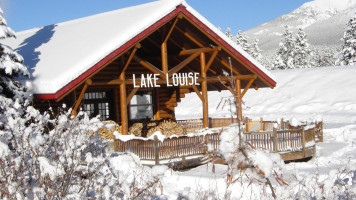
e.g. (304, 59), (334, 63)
(2, 0), (275, 98)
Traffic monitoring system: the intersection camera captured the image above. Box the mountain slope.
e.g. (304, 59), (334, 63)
(245, 0), (356, 54)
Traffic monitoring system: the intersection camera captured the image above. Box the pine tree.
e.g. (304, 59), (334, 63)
(225, 27), (233, 40)
(235, 30), (251, 54)
(0, 8), (30, 100)
(294, 28), (312, 68)
(341, 13), (356, 66)
(273, 25), (295, 69)
(250, 39), (262, 61)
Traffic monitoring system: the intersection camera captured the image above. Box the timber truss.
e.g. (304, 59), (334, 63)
(68, 12), (264, 134)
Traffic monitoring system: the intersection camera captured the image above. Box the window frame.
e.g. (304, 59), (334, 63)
(128, 90), (155, 121)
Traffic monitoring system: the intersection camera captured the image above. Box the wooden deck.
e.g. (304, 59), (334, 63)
(114, 120), (323, 166)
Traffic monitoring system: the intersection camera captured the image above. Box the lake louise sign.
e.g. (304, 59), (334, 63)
(133, 72), (200, 88)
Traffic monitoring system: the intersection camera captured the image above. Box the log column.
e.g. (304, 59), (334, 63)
(235, 78), (242, 120)
(120, 71), (128, 135)
(119, 44), (140, 135)
(200, 52), (209, 128)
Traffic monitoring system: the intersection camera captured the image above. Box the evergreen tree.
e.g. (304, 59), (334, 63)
(250, 39), (262, 61)
(315, 46), (339, 67)
(235, 30), (251, 54)
(294, 28), (312, 68)
(0, 8), (30, 101)
(341, 13), (356, 65)
(273, 25), (295, 69)
(225, 27), (233, 40)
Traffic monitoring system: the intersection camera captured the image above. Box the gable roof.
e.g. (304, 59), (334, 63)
(3, 0), (276, 99)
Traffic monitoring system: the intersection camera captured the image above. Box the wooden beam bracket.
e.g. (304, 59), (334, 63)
(192, 85), (204, 102)
(241, 78), (256, 98)
(126, 87), (139, 106)
(121, 43), (141, 77)
(168, 50), (201, 77)
(133, 55), (166, 79)
(70, 79), (92, 117)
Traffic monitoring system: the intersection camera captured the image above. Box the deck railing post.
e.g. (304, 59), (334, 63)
(273, 128), (278, 153)
(320, 122), (324, 142)
(301, 127), (306, 157)
(154, 135), (159, 165)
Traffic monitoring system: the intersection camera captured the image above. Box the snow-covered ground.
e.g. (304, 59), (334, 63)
(177, 65), (356, 127)
(162, 66), (356, 199)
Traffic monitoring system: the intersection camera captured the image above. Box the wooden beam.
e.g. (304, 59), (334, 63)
(178, 46), (221, 56)
(241, 78), (255, 98)
(175, 26), (204, 48)
(126, 87), (139, 106)
(200, 52), (209, 128)
(205, 49), (220, 73)
(120, 43), (141, 77)
(163, 15), (180, 43)
(133, 55), (165, 79)
(168, 50), (201, 77)
(175, 25), (240, 79)
(71, 79), (92, 117)
(191, 85), (204, 102)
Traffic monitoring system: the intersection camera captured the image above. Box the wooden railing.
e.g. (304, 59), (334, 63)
(114, 121), (323, 164)
(244, 127), (316, 153)
(177, 118), (238, 133)
(114, 134), (219, 164)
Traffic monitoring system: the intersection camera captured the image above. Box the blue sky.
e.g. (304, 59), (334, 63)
(1, 0), (311, 33)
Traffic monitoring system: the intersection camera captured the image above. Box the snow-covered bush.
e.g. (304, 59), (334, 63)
(276, 161), (356, 199)
(0, 99), (167, 199)
(217, 125), (286, 199)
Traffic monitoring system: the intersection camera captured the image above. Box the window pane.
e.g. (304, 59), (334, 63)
(130, 93), (152, 105)
(130, 105), (153, 120)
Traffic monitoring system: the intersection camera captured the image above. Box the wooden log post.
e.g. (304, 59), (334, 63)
(154, 135), (160, 165)
(119, 44), (140, 135)
(235, 78), (242, 120)
(320, 122), (324, 142)
(273, 128), (278, 153)
(120, 74), (128, 135)
(200, 52), (209, 128)
(301, 127), (306, 157)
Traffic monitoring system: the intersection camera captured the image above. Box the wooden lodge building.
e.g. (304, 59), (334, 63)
(4, 0), (276, 135)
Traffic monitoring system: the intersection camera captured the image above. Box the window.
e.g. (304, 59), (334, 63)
(83, 92), (111, 120)
(129, 91), (154, 120)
